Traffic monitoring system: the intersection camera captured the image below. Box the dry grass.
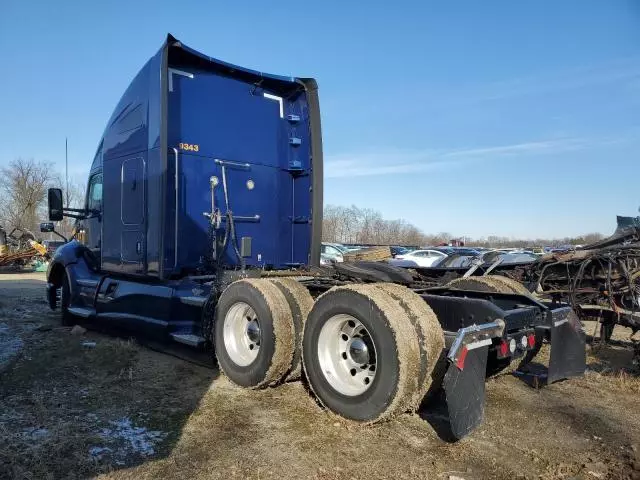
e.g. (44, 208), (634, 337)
(0, 334), (145, 479)
(582, 344), (640, 394)
(0, 309), (217, 480)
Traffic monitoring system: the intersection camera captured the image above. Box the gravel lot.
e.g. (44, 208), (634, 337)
(1, 272), (639, 480)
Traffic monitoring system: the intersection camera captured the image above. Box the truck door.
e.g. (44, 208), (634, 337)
(81, 172), (103, 258)
(120, 157), (145, 270)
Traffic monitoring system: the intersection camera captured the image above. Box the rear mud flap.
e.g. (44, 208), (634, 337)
(548, 307), (586, 383)
(442, 345), (489, 440)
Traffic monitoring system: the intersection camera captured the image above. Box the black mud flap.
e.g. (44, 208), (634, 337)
(548, 307), (586, 383)
(443, 345), (489, 440)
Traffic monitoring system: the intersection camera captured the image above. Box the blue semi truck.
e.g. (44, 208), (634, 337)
(44, 34), (585, 439)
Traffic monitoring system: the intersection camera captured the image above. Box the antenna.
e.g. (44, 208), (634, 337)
(65, 137), (69, 207)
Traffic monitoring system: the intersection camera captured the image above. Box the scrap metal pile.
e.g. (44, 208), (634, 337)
(0, 226), (48, 268)
(531, 216), (640, 338)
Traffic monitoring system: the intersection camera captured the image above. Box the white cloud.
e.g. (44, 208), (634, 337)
(325, 154), (459, 178)
(442, 138), (589, 158)
(325, 137), (590, 178)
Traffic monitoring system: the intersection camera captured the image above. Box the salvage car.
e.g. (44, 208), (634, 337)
(395, 249), (447, 267)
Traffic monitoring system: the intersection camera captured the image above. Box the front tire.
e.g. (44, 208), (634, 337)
(60, 273), (76, 326)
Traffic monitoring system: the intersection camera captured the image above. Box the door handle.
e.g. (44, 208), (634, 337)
(105, 283), (117, 297)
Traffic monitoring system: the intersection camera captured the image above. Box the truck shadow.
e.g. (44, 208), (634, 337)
(417, 393), (459, 442)
(0, 301), (221, 479)
(77, 322), (222, 471)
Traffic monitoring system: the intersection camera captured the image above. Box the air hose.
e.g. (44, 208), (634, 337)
(220, 165), (246, 270)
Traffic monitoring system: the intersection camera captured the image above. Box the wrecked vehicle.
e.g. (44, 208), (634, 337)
(0, 226), (48, 269)
(406, 250), (539, 289)
(404, 218), (640, 343)
(530, 216), (640, 341)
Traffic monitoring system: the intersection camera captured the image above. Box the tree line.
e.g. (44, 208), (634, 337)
(322, 204), (605, 248)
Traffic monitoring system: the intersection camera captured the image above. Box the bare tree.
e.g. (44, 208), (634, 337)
(0, 158), (56, 235)
(323, 204), (608, 248)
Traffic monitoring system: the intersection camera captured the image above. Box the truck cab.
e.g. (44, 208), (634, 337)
(45, 34), (322, 342)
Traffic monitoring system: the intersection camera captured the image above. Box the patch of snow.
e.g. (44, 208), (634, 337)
(97, 417), (167, 458)
(89, 446), (113, 460)
(21, 427), (49, 442)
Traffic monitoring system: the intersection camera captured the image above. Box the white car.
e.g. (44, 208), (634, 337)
(321, 242), (347, 263)
(395, 249), (447, 267)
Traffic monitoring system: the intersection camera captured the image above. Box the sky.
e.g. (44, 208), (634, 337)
(1, 0), (639, 239)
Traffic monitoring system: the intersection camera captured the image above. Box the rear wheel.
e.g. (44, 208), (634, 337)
(269, 278), (314, 381)
(448, 275), (518, 294)
(485, 275), (534, 297)
(215, 279), (295, 388)
(371, 283), (445, 405)
(302, 285), (421, 422)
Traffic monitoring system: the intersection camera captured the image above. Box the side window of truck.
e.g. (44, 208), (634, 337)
(87, 174), (103, 212)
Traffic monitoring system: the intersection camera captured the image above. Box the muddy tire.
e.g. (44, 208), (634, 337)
(269, 278), (314, 381)
(302, 284), (421, 423)
(371, 283), (445, 405)
(447, 275), (512, 293)
(448, 275), (534, 299)
(214, 279), (295, 389)
(486, 275), (534, 297)
(60, 273), (76, 326)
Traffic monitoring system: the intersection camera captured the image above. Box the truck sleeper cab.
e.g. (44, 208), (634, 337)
(45, 35), (585, 441)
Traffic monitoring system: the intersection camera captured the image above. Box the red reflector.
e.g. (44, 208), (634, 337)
(497, 340), (509, 358)
(456, 346), (468, 370)
(527, 334), (536, 348)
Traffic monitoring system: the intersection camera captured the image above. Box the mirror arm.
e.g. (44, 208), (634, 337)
(62, 213), (85, 219)
(63, 207), (86, 213)
(52, 231), (68, 242)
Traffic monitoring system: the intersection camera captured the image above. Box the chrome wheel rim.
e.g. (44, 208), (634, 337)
(223, 302), (261, 366)
(317, 314), (377, 396)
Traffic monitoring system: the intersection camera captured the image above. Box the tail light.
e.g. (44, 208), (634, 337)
(496, 340), (509, 359)
(527, 333), (536, 348)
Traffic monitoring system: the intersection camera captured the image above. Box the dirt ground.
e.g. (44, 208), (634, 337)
(1, 272), (640, 480)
